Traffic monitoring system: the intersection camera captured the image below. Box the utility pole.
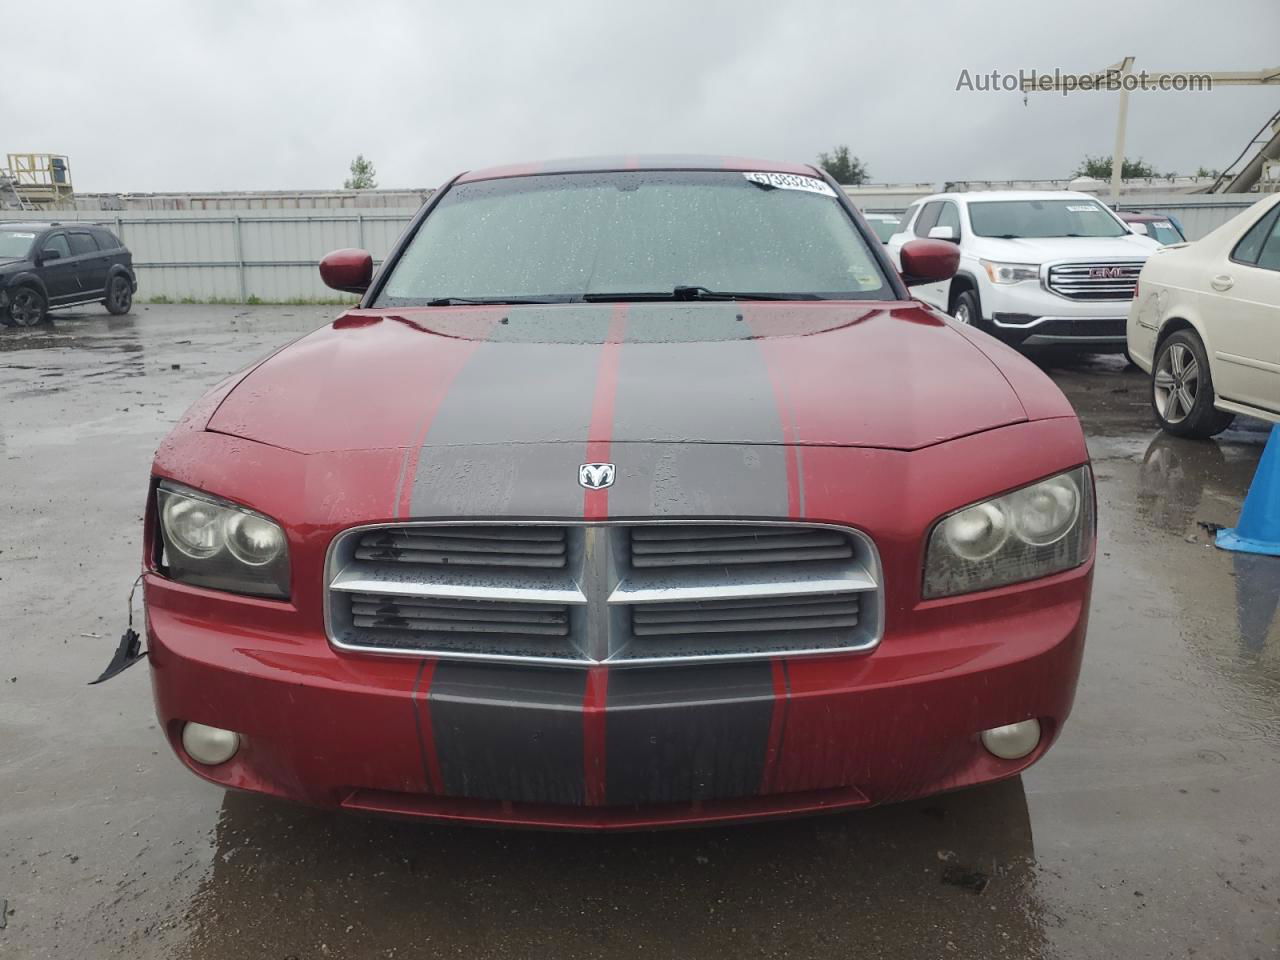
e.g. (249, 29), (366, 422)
(1021, 60), (1280, 203)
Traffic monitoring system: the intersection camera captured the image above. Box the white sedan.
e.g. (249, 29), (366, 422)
(1127, 193), (1280, 438)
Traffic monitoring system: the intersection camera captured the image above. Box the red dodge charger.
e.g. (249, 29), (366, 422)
(143, 157), (1093, 829)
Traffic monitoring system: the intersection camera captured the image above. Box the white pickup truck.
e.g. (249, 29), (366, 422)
(887, 190), (1160, 350)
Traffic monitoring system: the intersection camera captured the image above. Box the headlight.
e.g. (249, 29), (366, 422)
(981, 260), (1039, 284)
(155, 482), (290, 599)
(923, 467), (1093, 599)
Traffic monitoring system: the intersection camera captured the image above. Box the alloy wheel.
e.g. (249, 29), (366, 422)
(953, 302), (971, 325)
(1153, 342), (1198, 424)
(111, 278), (131, 311)
(9, 289), (43, 326)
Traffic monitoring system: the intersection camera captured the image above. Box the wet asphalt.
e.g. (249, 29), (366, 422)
(1, 305), (1277, 960)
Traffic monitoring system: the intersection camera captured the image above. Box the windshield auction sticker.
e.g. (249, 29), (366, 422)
(743, 172), (838, 197)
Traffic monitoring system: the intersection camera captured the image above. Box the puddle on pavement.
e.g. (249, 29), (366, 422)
(177, 777), (1050, 960)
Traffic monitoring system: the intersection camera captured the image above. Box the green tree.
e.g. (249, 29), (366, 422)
(1194, 166), (1222, 179)
(344, 154), (378, 190)
(817, 146), (869, 185)
(1073, 155), (1158, 180)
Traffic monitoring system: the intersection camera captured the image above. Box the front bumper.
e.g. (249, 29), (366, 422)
(989, 314), (1127, 349)
(979, 278), (1133, 349)
(147, 559), (1090, 829)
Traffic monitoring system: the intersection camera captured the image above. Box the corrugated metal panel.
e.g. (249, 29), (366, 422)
(0, 208), (418, 301)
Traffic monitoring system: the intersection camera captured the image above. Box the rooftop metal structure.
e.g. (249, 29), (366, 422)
(0, 153), (74, 209)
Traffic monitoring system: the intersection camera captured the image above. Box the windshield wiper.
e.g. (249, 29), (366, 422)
(583, 286), (819, 302)
(424, 295), (563, 306)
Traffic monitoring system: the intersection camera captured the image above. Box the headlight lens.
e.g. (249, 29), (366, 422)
(156, 482), (290, 599)
(981, 259), (1039, 284)
(924, 467), (1093, 599)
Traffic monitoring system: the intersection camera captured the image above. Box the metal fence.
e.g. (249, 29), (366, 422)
(2, 208), (421, 302)
(2, 193), (1266, 302)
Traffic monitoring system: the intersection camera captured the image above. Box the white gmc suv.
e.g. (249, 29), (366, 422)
(887, 190), (1160, 349)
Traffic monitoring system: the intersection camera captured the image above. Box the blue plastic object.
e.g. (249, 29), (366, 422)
(1216, 424), (1280, 557)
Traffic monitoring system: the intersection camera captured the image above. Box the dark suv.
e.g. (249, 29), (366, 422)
(0, 222), (137, 326)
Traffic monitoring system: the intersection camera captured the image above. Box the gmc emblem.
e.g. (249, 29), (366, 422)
(1089, 266), (1125, 279)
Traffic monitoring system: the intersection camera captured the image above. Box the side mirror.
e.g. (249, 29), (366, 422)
(319, 248), (373, 294)
(927, 225), (957, 242)
(40, 248), (61, 263)
(899, 239), (959, 287)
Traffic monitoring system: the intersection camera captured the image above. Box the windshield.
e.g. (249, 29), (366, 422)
(0, 230), (37, 259)
(376, 170), (893, 305)
(968, 199), (1128, 239)
(867, 217), (900, 242)
(1144, 220), (1185, 244)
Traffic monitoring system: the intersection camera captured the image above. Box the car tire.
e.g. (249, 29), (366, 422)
(6, 286), (47, 326)
(1151, 330), (1235, 439)
(952, 289), (982, 328)
(105, 275), (133, 315)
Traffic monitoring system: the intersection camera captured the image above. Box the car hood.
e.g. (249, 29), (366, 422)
(974, 233), (1159, 261)
(206, 302), (1033, 455)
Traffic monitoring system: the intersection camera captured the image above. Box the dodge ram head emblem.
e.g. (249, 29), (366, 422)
(579, 463), (616, 489)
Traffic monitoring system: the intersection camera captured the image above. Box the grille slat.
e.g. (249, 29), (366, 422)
(349, 592), (570, 637)
(632, 593), (860, 637)
(1046, 261), (1144, 301)
(629, 526), (853, 568)
(357, 525), (567, 569)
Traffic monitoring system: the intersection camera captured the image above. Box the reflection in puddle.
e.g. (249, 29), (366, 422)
(180, 778), (1049, 959)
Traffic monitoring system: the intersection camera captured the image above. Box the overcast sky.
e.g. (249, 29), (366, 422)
(5, 0), (1278, 193)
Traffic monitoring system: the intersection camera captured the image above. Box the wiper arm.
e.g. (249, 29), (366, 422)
(583, 286), (818, 302)
(424, 295), (562, 306)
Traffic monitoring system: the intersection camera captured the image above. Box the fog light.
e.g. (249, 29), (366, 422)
(182, 722), (240, 765)
(980, 719), (1041, 760)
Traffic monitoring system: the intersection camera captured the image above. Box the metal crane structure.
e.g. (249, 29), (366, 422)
(1021, 59), (1280, 201)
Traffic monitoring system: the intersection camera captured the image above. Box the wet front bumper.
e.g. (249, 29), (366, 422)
(147, 557), (1090, 829)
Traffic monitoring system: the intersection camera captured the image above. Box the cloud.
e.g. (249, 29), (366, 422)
(3, 0), (1276, 192)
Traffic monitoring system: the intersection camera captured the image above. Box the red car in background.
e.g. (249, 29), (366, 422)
(1119, 211), (1188, 245)
(143, 156), (1094, 829)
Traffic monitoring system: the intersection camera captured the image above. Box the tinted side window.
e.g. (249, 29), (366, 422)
(69, 232), (99, 256)
(1254, 213), (1280, 272)
(914, 202), (943, 238)
(1231, 207), (1279, 265)
(899, 204), (920, 234)
(936, 201), (961, 236)
(42, 233), (71, 258)
(95, 230), (122, 250)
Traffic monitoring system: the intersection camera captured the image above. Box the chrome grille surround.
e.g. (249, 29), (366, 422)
(325, 521), (883, 667)
(1045, 260), (1144, 301)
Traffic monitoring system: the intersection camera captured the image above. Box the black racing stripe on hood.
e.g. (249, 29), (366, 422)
(601, 303), (790, 517)
(406, 309), (616, 517)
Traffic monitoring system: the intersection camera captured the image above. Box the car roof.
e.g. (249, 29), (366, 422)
(0, 222), (113, 233)
(1117, 211), (1167, 222)
(456, 154), (822, 184)
(912, 190), (1108, 204)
